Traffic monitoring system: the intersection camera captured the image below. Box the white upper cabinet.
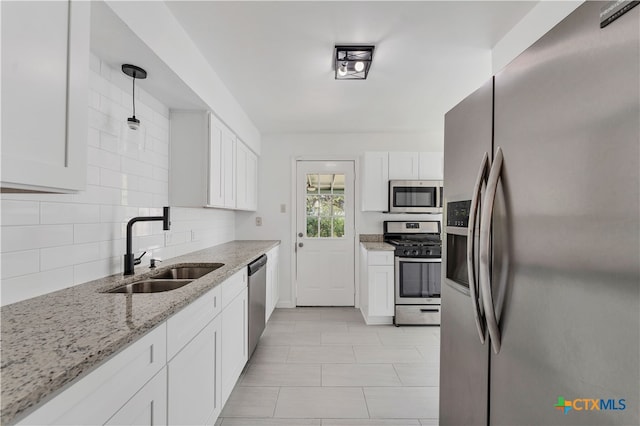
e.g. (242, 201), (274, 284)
(418, 152), (444, 180)
(1, 0), (89, 192)
(236, 140), (258, 211)
(361, 152), (389, 212)
(209, 114), (236, 209)
(171, 111), (256, 210)
(388, 152), (420, 180)
(361, 151), (443, 211)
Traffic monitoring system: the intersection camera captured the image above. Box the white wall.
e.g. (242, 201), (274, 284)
(0, 55), (235, 306)
(492, 1), (583, 73)
(235, 132), (444, 307)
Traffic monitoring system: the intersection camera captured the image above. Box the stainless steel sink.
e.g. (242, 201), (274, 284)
(105, 279), (192, 294)
(150, 264), (224, 280)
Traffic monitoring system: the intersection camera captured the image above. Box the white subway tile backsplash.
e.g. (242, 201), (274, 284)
(87, 146), (120, 171)
(122, 157), (153, 178)
(74, 257), (120, 285)
(1, 266), (75, 306)
(1, 200), (40, 226)
(40, 242), (101, 271)
(1, 58), (235, 305)
(74, 223), (123, 244)
(1, 250), (40, 279)
(2, 225), (73, 252)
(40, 203), (100, 225)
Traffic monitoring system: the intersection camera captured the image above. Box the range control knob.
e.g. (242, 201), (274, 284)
(413, 249), (420, 256)
(403, 249), (411, 256)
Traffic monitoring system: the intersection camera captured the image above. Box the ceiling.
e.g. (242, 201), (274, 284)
(164, 1), (537, 134)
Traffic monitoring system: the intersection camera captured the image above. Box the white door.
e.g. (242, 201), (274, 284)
(296, 161), (355, 306)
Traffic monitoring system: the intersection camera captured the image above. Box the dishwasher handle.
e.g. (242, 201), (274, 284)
(248, 254), (268, 276)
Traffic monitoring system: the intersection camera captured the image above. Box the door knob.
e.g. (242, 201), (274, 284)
(298, 242), (304, 248)
(298, 232), (303, 237)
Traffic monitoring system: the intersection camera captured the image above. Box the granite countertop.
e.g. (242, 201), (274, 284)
(0, 240), (279, 425)
(360, 241), (395, 251)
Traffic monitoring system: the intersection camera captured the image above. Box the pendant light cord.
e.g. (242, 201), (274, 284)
(132, 75), (136, 117)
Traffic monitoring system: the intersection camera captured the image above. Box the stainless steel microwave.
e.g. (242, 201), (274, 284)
(388, 180), (443, 213)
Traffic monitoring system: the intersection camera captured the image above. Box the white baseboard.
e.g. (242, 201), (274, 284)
(275, 300), (296, 309)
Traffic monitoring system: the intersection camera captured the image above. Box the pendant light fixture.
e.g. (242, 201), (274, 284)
(121, 64), (147, 130)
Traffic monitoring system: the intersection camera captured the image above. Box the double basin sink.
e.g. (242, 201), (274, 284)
(105, 264), (224, 294)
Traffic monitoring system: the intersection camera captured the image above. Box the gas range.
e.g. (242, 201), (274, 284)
(383, 221), (442, 259)
(383, 220), (442, 326)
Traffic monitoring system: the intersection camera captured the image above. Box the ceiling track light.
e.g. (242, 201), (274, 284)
(334, 45), (374, 80)
(122, 64), (147, 130)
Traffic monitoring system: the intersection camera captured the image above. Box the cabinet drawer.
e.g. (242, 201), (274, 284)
(18, 324), (167, 425)
(167, 285), (222, 360)
(395, 305), (441, 325)
(367, 251), (394, 266)
(221, 268), (247, 309)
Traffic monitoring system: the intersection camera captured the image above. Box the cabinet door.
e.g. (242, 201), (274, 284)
(18, 325), (167, 425)
(361, 152), (389, 211)
(221, 287), (248, 405)
(1, 0), (89, 192)
(388, 152), (419, 180)
(105, 368), (167, 426)
(236, 142), (249, 210)
(247, 149), (258, 210)
(265, 247), (279, 321)
(223, 129), (236, 209)
(167, 316), (222, 426)
(418, 152), (444, 180)
(368, 265), (394, 316)
(235, 141), (257, 211)
(208, 115), (225, 207)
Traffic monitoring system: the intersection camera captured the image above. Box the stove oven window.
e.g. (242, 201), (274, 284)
(398, 261), (441, 298)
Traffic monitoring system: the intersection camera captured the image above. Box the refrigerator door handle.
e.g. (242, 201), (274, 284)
(467, 152), (488, 344)
(479, 146), (503, 354)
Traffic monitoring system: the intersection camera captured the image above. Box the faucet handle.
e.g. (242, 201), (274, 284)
(133, 251), (147, 266)
(149, 258), (162, 269)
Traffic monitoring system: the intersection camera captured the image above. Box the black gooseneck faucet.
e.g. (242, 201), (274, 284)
(124, 206), (171, 275)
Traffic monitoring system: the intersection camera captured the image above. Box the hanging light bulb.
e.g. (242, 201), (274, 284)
(337, 62), (348, 77)
(354, 61), (365, 72)
(121, 64), (147, 131)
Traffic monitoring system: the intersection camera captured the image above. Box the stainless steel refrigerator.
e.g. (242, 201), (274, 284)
(440, 2), (639, 425)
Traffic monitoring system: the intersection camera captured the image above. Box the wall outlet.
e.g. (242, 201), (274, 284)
(191, 230), (200, 242)
(165, 232), (172, 246)
(255, 216), (263, 226)
(280, 204), (287, 213)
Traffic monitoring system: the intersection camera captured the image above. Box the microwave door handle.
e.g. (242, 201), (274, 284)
(467, 152), (488, 344)
(479, 147), (504, 355)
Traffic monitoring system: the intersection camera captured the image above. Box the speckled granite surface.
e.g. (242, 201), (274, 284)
(0, 240), (279, 425)
(360, 241), (395, 251)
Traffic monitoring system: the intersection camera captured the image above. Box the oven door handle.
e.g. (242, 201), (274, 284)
(467, 152), (488, 344)
(479, 147), (503, 354)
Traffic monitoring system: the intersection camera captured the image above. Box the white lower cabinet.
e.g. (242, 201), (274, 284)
(17, 265), (256, 426)
(105, 368), (167, 426)
(265, 246), (280, 322)
(359, 245), (395, 325)
(221, 286), (248, 405)
(17, 324), (167, 425)
(167, 316), (222, 425)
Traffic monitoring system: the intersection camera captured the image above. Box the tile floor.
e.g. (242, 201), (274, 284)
(216, 307), (440, 426)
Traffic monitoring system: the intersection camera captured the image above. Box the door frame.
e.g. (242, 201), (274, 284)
(290, 156), (360, 308)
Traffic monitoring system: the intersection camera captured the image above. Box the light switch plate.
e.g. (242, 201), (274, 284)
(255, 217), (263, 226)
(280, 204), (286, 213)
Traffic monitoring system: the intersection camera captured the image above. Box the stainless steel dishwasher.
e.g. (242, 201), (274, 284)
(247, 254), (267, 359)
